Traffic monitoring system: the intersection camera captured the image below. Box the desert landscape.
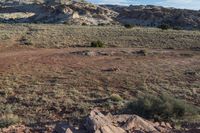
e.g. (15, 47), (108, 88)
(0, 0), (200, 133)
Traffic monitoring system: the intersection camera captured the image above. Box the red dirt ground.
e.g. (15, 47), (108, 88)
(0, 47), (199, 128)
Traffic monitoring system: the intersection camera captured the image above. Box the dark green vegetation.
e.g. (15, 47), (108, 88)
(0, 114), (21, 128)
(136, 49), (148, 56)
(124, 24), (134, 29)
(158, 24), (170, 30)
(126, 94), (199, 121)
(91, 40), (105, 48)
(110, 94), (123, 102)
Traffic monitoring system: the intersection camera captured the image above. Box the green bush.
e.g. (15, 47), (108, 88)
(98, 23), (106, 26)
(173, 26), (182, 30)
(158, 24), (170, 30)
(0, 114), (21, 128)
(124, 24), (134, 29)
(20, 36), (32, 45)
(91, 40), (105, 48)
(110, 94), (123, 102)
(82, 23), (87, 26)
(136, 49), (148, 56)
(126, 94), (199, 121)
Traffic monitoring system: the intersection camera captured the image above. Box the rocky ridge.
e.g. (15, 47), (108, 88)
(0, 1), (200, 29)
(1, 109), (199, 133)
(105, 5), (200, 30)
(0, 0), (118, 25)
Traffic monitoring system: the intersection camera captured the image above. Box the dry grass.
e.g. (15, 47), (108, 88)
(0, 48), (199, 128)
(0, 24), (199, 49)
(0, 24), (199, 129)
(0, 114), (21, 128)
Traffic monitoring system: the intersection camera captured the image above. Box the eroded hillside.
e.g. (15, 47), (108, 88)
(0, 0), (118, 25)
(0, 0), (200, 29)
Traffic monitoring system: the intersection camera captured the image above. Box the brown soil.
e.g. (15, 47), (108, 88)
(0, 47), (199, 130)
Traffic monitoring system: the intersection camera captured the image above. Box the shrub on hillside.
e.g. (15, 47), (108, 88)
(82, 22), (87, 26)
(124, 24), (134, 29)
(91, 40), (105, 48)
(158, 24), (170, 30)
(98, 23), (106, 26)
(0, 114), (21, 128)
(20, 36), (32, 45)
(110, 94), (123, 102)
(125, 94), (199, 121)
(136, 49), (148, 56)
(173, 26), (182, 30)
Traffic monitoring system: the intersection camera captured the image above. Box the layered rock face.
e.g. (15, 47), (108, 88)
(54, 109), (174, 133)
(105, 5), (200, 30)
(0, 0), (118, 25)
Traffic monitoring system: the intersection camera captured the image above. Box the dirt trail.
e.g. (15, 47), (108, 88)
(0, 47), (198, 65)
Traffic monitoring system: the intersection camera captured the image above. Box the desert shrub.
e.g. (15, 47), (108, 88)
(0, 114), (21, 128)
(184, 70), (196, 76)
(173, 26), (182, 30)
(136, 49), (148, 56)
(124, 24), (134, 29)
(82, 22), (87, 26)
(20, 36), (32, 45)
(190, 47), (200, 51)
(63, 21), (70, 25)
(98, 23), (106, 26)
(110, 94), (123, 102)
(125, 94), (199, 121)
(166, 47), (175, 50)
(1, 34), (10, 40)
(158, 24), (170, 30)
(91, 40), (105, 48)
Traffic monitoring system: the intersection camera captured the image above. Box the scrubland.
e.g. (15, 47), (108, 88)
(0, 24), (199, 130)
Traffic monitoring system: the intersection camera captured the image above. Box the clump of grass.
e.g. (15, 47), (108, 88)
(20, 36), (32, 45)
(91, 40), (105, 48)
(158, 24), (170, 30)
(98, 23), (106, 26)
(184, 70), (196, 76)
(124, 24), (134, 29)
(82, 23), (87, 26)
(110, 94), (123, 102)
(173, 26), (182, 30)
(136, 49), (148, 56)
(0, 114), (21, 128)
(1, 34), (10, 40)
(125, 94), (199, 121)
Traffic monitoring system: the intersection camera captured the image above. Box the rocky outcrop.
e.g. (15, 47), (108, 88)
(1, 1), (200, 29)
(53, 109), (174, 133)
(105, 5), (200, 30)
(85, 109), (126, 133)
(0, 0), (118, 25)
(84, 109), (174, 133)
(1, 109), (199, 133)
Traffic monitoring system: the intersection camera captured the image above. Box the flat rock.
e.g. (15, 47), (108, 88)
(85, 109), (126, 133)
(122, 115), (157, 132)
